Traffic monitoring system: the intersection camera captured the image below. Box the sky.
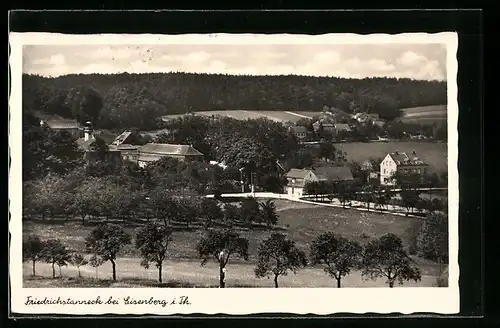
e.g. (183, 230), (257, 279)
(23, 43), (447, 81)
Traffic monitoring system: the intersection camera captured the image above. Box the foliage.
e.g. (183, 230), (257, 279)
(222, 203), (239, 227)
(310, 232), (362, 287)
(64, 86), (103, 124)
(135, 222), (173, 283)
(416, 213), (448, 263)
(260, 199), (279, 227)
(22, 234), (45, 276)
(40, 239), (72, 278)
(71, 253), (89, 278)
(239, 197), (262, 226)
(199, 198), (223, 228)
(85, 223), (132, 280)
(254, 233), (308, 288)
(361, 233), (422, 287)
(400, 190), (422, 215)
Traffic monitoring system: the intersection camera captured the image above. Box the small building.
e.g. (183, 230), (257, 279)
(312, 166), (354, 183)
(290, 125), (309, 140)
(76, 122), (122, 164)
(334, 123), (352, 133)
(40, 119), (81, 139)
(285, 168), (317, 198)
(109, 144), (140, 162)
(380, 151), (429, 186)
(137, 143), (204, 168)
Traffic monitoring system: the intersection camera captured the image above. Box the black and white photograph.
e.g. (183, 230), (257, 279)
(9, 32), (459, 315)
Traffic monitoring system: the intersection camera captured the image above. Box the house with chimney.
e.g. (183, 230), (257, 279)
(136, 143), (204, 168)
(285, 166), (354, 198)
(76, 121), (122, 164)
(108, 130), (140, 162)
(380, 151), (429, 186)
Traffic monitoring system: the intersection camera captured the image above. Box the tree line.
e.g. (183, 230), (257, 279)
(23, 72), (447, 130)
(25, 220), (448, 288)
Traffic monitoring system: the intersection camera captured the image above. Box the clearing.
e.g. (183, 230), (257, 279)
(399, 105), (447, 124)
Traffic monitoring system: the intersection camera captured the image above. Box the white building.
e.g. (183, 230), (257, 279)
(380, 151), (429, 186)
(285, 168), (317, 198)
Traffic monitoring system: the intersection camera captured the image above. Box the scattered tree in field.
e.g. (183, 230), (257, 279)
(417, 213), (448, 265)
(260, 199), (279, 228)
(85, 224), (132, 281)
(336, 182), (353, 208)
(22, 235), (45, 276)
(361, 184), (375, 211)
(239, 197), (261, 226)
(196, 229), (249, 288)
(40, 239), (71, 278)
(254, 233), (308, 288)
(71, 253), (88, 278)
(400, 190), (421, 215)
(89, 254), (104, 279)
(177, 196), (200, 229)
(362, 233), (421, 288)
(200, 198), (223, 228)
(135, 222), (173, 283)
(222, 203), (239, 227)
(310, 233), (362, 288)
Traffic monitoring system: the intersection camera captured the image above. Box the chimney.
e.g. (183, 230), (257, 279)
(395, 151), (399, 155)
(84, 121), (94, 141)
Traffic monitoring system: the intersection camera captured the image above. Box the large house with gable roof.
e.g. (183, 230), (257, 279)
(379, 151), (429, 186)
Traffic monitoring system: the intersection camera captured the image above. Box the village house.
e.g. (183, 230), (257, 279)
(285, 166), (354, 198)
(380, 151), (429, 186)
(290, 125), (309, 141)
(40, 118), (82, 139)
(75, 122), (122, 164)
(137, 143), (204, 168)
(108, 130), (140, 162)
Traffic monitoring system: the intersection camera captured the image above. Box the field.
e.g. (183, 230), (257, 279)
(399, 105), (447, 124)
(22, 201), (444, 288)
(337, 141), (448, 173)
(161, 110), (322, 123)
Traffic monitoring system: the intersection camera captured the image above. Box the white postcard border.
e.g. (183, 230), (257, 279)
(9, 32), (459, 315)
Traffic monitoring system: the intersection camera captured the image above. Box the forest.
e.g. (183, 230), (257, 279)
(22, 72), (447, 131)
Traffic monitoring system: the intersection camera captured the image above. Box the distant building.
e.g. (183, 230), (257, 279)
(290, 125), (309, 140)
(380, 151), (429, 186)
(109, 144), (140, 162)
(285, 168), (317, 198)
(312, 120), (336, 133)
(137, 143), (204, 168)
(75, 122), (122, 164)
(40, 119), (81, 139)
(285, 166), (353, 198)
(333, 123), (352, 133)
(111, 130), (135, 146)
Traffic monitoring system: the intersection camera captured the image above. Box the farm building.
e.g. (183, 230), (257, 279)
(40, 118), (82, 139)
(290, 125), (309, 140)
(380, 151), (429, 186)
(137, 143), (204, 168)
(285, 166), (354, 198)
(75, 122), (122, 164)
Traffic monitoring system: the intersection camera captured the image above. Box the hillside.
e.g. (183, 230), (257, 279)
(22, 72), (447, 130)
(398, 105), (447, 124)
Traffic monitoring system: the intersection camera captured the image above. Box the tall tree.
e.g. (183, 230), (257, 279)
(362, 233), (421, 287)
(196, 229), (249, 288)
(135, 222), (173, 283)
(254, 233), (307, 288)
(85, 224), (132, 281)
(260, 199), (279, 228)
(40, 239), (71, 278)
(416, 213), (449, 265)
(22, 235), (45, 276)
(70, 253), (89, 278)
(310, 233), (362, 288)
(239, 197), (262, 226)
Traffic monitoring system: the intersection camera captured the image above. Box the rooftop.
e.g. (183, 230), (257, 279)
(286, 168), (314, 179)
(388, 151), (428, 166)
(111, 130), (133, 146)
(313, 166), (354, 181)
(138, 143), (204, 156)
(43, 119), (80, 129)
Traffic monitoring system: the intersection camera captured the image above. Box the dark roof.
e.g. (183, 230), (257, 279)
(291, 126), (308, 133)
(76, 137), (117, 152)
(313, 166), (354, 181)
(44, 119), (80, 129)
(117, 144), (140, 150)
(388, 152), (428, 166)
(286, 168), (314, 179)
(138, 143), (204, 156)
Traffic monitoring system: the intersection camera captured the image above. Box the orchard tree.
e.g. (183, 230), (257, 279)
(361, 233), (421, 288)
(196, 229), (249, 288)
(254, 233), (308, 288)
(337, 182), (353, 208)
(400, 190), (421, 215)
(239, 197), (262, 226)
(22, 235), (45, 276)
(310, 233), (362, 288)
(200, 198), (223, 228)
(40, 239), (71, 278)
(71, 253), (89, 278)
(85, 224), (132, 281)
(135, 222), (173, 283)
(417, 213), (449, 265)
(223, 203), (239, 228)
(260, 199), (279, 228)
